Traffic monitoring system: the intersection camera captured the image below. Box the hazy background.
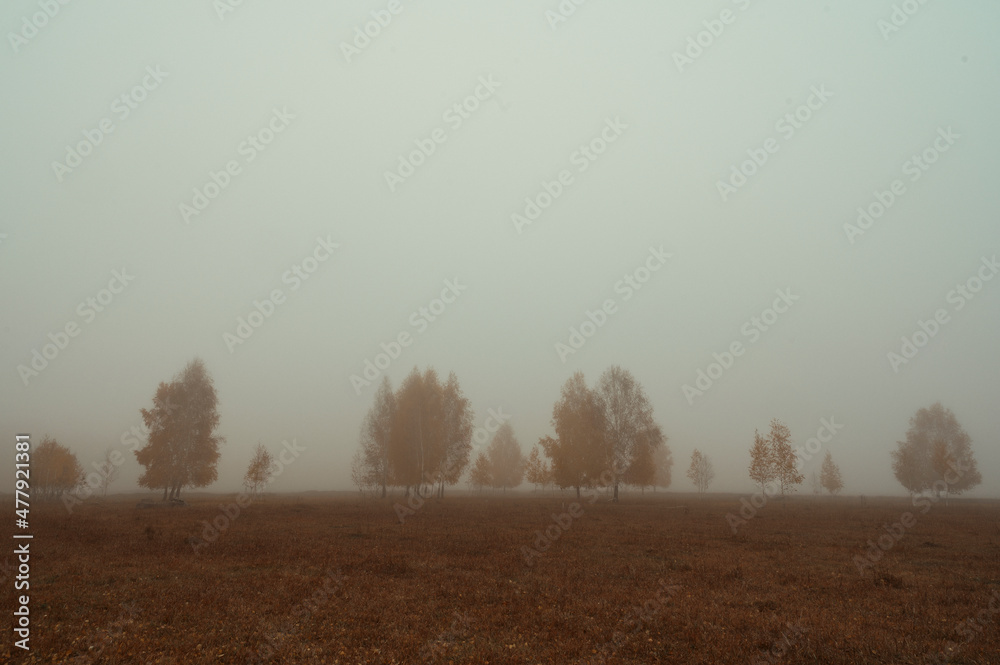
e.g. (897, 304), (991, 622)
(2, 0), (998, 497)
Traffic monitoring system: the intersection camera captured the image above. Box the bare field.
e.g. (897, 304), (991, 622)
(4, 494), (1000, 664)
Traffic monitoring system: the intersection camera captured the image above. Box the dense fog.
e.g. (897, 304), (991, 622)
(2, 0), (998, 497)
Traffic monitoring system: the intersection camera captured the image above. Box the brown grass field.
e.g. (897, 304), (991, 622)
(3, 492), (1000, 664)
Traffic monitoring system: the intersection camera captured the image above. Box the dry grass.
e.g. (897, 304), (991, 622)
(4, 492), (999, 664)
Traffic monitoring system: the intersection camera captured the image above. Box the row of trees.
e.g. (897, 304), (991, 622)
(537, 368), (671, 500)
(351, 366), (675, 501)
(30, 356), (985, 503)
(745, 419), (844, 496)
(30, 437), (122, 500)
(742, 403), (983, 499)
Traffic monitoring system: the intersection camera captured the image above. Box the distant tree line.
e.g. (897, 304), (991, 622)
(34, 354), (984, 505)
(351, 365), (673, 501)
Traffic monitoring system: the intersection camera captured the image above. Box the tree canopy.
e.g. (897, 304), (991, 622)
(135, 358), (224, 500)
(891, 402), (980, 496)
(485, 422), (525, 492)
(34, 436), (83, 499)
(687, 449), (714, 493)
(540, 369), (668, 500)
(820, 451), (843, 495)
(354, 367), (474, 498)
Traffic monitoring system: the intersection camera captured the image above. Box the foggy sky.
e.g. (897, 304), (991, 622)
(2, 0), (998, 497)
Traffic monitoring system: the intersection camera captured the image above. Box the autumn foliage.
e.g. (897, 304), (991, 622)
(686, 449), (714, 493)
(891, 402), (981, 497)
(540, 368), (669, 500)
(135, 358), (224, 501)
(33, 435), (84, 499)
(243, 443), (275, 498)
(747, 419), (803, 497)
(354, 367), (474, 498)
(820, 451), (843, 495)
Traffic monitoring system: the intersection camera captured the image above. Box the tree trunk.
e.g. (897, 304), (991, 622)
(613, 481), (619, 503)
(380, 484), (386, 499)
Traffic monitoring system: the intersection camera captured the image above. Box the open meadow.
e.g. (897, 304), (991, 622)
(3, 493), (1000, 664)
